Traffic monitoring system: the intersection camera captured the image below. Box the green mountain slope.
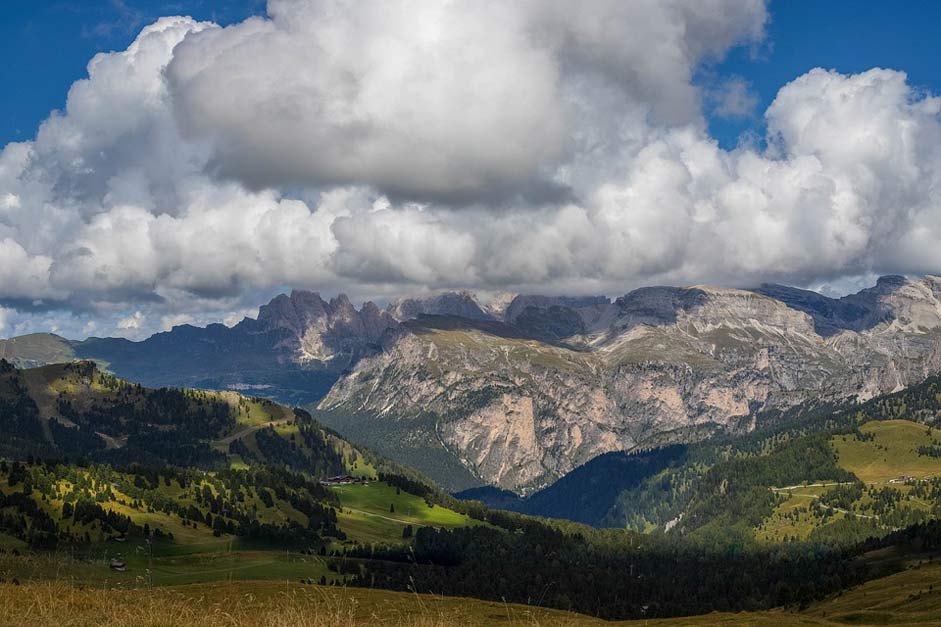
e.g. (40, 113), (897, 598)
(595, 375), (941, 545)
(0, 359), (487, 587)
(0, 358), (399, 478)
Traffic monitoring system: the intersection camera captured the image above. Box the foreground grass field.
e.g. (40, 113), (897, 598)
(3, 559), (941, 626)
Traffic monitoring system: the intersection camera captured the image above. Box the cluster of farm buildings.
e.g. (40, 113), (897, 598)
(319, 475), (371, 486)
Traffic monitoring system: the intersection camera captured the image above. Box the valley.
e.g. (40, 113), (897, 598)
(5, 278), (941, 622)
(2, 356), (923, 621)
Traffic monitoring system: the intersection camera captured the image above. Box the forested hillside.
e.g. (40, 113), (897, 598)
(0, 359), (397, 478)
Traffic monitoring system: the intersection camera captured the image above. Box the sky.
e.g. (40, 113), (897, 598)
(2, 0), (941, 340)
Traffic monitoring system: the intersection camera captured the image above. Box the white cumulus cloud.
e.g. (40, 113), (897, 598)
(1, 1), (941, 338)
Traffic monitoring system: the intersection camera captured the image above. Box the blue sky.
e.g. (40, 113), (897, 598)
(707, 1), (941, 148)
(2, 0), (941, 339)
(5, 1), (941, 148)
(2, 0), (264, 142)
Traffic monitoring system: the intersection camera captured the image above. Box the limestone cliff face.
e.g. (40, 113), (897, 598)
(320, 277), (941, 493)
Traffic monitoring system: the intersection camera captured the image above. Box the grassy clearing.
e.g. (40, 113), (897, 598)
(804, 561), (941, 625)
(331, 482), (478, 545)
(754, 419), (941, 540)
(833, 420), (941, 484)
(139, 550), (336, 586)
(757, 485), (833, 542)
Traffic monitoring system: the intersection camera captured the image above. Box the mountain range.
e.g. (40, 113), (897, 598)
(4, 275), (941, 493)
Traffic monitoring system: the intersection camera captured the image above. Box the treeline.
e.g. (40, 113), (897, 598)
(1, 359), (239, 468)
(342, 523), (865, 620)
(0, 361), (374, 478)
(56, 378), (234, 440)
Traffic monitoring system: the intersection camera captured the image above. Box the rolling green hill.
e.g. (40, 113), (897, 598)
(0, 358), (490, 592)
(0, 459), (481, 588)
(757, 420), (941, 544)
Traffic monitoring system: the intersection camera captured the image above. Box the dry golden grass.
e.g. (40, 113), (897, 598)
(5, 562), (941, 626)
(0, 581), (605, 627)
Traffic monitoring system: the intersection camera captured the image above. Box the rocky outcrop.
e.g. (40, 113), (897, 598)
(41, 290), (401, 406)
(320, 277), (941, 493)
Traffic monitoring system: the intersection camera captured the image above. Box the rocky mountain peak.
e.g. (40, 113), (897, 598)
(479, 292), (518, 320)
(610, 286), (706, 331)
(256, 291), (327, 335)
(503, 294), (614, 341)
(848, 275), (941, 333)
(754, 275), (941, 336)
(329, 293), (355, 311)
(387, 291), (493, 321)
(874, 274), (908, 290)
(253, 290), (397, 363)
(607, 285), (819, 339)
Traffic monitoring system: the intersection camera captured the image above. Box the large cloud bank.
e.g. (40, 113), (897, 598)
(2, 0), (941, 338)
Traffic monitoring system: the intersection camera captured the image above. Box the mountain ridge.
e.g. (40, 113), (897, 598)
(5, 275), (941, 492)
(319, 275), (941, 491)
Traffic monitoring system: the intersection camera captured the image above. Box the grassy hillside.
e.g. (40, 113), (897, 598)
(0, 459), (480, 582)
(0, 462), (492, 620)
(728, 420), (941, 545)
(331, 482), (482, 544)
(833, 419), (941, 483)
(0, 362), (486, 592)
(0, 360), (411, 481)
